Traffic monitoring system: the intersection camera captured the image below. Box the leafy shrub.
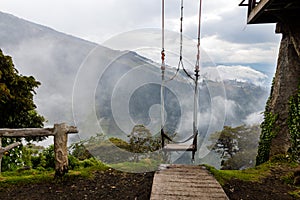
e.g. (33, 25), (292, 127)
(31, 155), (42, 169)
(69, 143), (92, 161)
(288, 84), (300, 162)
(79, 157), (101, 168)
(30, 145), (54, 170)
(68, 155), (80, 170)
(42, 145), (55, 170)
(256, 112), (278, 165)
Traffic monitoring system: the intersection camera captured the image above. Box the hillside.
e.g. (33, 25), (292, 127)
(0, 11), (270, 167)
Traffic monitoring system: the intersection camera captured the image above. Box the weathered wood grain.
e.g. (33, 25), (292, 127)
(151, 164), (228, 200)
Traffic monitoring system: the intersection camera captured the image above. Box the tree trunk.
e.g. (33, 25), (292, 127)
(269, 23), (300, 156)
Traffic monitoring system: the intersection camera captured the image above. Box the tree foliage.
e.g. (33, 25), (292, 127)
(128, 125), (161, 162)
(72, 133), (131, 164)
(70, 125), (162, 164)
(210, 125), (260, 170)
(0, 49), (45, 171)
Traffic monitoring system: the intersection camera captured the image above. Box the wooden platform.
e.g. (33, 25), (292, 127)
(150, 164), (229, 200)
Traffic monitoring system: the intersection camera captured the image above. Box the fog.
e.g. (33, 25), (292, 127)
(0, 12), (269, 165)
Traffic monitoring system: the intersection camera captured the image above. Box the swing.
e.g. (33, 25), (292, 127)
(160, 0), (203, 161)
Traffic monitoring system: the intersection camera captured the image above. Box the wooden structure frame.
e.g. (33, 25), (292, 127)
(0, 123), (78, 176)
(239, 0), (300, 24)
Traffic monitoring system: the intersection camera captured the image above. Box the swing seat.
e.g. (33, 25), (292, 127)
(163, 143), (196, 151)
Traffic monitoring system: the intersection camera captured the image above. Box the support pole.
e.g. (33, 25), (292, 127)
(54, 123), (78, 177)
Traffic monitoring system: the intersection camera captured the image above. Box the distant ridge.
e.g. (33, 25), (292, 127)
(0, 11), (97, 47)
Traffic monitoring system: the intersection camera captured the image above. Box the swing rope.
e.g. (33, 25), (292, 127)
(160, 0), (203, 160)
(179, 0), (196, 82)
(161, 0), (166, 137)
(192, 0), (203, 157)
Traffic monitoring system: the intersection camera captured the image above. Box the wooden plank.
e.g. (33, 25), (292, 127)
(163, 144), (195, 151)
(151, 164), (228, 200)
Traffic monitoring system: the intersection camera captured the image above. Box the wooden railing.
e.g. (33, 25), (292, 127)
(0, 123), (78, 176)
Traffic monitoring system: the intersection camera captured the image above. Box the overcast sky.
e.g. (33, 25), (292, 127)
(1, 0), (280, 152)
(1, 0), (281, 73)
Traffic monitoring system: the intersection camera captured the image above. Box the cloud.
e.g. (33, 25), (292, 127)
(1, 0), (280, 44)
(202, 65), (268, 86)
(1, 0), (282, 72)
(243, 111), (264, 125)
(201, 35), (280, 65)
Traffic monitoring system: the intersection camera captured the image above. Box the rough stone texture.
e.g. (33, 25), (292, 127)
(150, 164), (228, 200)
(269, 24), (300, 156)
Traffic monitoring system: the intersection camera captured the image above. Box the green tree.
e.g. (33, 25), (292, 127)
(209, 125), (260, 169)
(69, 143), (93, 161)
(128, 125), (160, 161)
(73, 133), (131, 164)
(0, 49), (45, 171)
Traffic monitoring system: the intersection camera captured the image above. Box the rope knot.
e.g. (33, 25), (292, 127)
(161, 50), (165, 61)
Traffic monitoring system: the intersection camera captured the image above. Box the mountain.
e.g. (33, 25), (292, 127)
(0, 12), (269, 166)
(0, 11), (115, 124)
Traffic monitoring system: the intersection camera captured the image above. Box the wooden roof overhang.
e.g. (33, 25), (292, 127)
(240, 0), (300, 24)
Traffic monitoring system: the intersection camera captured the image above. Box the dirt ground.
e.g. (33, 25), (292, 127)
(0, 166), (299, 200)
(223, 165), (300, 200)
(0, 169), (154, 200)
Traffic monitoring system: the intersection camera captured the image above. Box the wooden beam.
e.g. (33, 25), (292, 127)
(248, 0), (275, 23)
(66, 126), (78, 134)
(0, 128), (54, 137)
(0, 125), (78, 137)
(0, 142), (21, 154)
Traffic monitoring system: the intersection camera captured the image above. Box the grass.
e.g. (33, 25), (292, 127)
(205, 159), (298, 186)
(0, 158), (158, 188)
(0, 162), (110, 188)
(109, 158), (160, 173)
(289, 189), (300, 198)
(0, 169), (54, 188)
(205, 165), (269, 186)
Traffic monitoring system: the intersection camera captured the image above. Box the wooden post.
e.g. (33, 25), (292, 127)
(0, 124), (78, 176)
(53, 123), (78, 177)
